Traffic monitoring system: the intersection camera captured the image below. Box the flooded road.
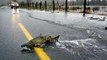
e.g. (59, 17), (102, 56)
(0, 7), (107, 60)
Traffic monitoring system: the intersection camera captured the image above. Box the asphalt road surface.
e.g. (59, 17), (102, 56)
(0, 8), (107, 60)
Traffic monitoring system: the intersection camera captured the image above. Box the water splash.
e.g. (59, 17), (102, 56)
(56, 38), (107, 60)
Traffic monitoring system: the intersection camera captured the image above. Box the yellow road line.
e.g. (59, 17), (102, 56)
(18, 23), (51, 60)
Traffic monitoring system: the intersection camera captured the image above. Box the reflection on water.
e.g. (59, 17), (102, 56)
(12, 9), (19, 14)
(11, 12), (20, 25)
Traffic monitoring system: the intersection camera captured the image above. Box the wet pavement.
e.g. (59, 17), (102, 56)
(0, 8), (107, 60)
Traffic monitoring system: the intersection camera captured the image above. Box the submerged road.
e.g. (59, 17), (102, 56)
(0, 8), (107, 60)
